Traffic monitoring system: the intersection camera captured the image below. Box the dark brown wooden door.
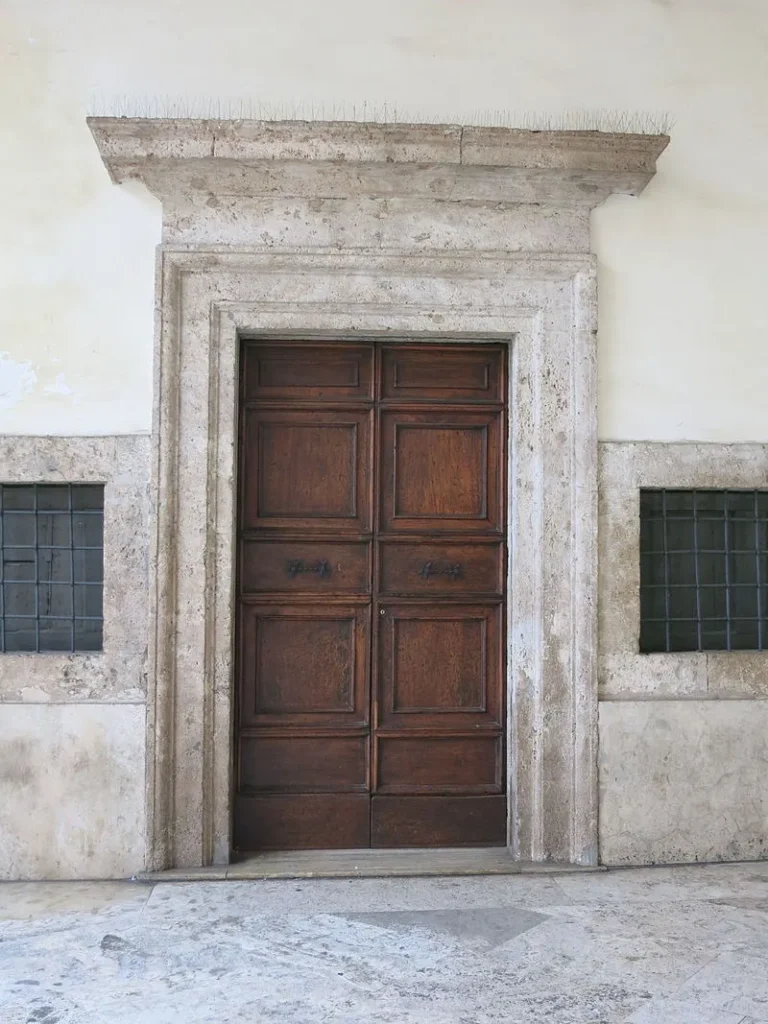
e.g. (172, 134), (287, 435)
(234, 341), (506, 851)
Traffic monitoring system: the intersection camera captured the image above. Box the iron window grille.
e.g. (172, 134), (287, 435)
(0, 484), (104, 653)
(640, 489), (768, 653)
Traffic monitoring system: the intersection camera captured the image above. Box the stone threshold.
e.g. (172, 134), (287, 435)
(139, 848), (606, 882)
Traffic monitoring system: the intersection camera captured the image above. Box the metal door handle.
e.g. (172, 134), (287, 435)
(286, 559), (331, 578)
(418, 561), (463, 580)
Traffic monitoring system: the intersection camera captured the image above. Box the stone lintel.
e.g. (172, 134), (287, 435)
(87, 118), (669, 207)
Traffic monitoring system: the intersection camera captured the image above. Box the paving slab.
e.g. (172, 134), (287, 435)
(1, 862), (767, 1023)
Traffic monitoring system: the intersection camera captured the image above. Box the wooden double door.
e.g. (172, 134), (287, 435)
(234, 340), (507, 850)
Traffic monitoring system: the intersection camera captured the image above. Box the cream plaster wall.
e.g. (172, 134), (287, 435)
(2, 0), (767, 440)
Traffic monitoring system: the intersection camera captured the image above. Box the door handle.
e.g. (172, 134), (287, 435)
(286, 559), (331, 579)
(418, 561), (463, 580)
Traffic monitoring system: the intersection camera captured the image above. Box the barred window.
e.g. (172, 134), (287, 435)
(640, 489), (768, 653)
(0, 484), (104, 653)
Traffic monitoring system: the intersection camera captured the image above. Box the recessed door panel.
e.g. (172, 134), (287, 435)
(240, 736), (368, 792)
(376, 736), (502, 793)
(377, 603), (502, 730)
(380, 410), (502, 533)
(242, 408), (372, 532)
(379, 540), (503, 596)
(234, 794), (370, 850)
(243, 343), (374, 402)
(381, 345), (504, 403)
(371, 795), (507, 848)
(242, 540), (371, 594)
(239, 604), (369, 728)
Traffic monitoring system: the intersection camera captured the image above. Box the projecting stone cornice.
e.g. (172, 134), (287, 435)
(88, 118), (668, 207)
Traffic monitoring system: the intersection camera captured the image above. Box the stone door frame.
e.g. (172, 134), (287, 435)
(147, 248), (598, 869)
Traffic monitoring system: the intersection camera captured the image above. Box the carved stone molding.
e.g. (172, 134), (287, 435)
(89, 119), (666, 869)
(88, 117), (668, 212)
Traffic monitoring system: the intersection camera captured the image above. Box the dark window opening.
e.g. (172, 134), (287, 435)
(640, 489), (768, 653)
(0, 484), (104, 653)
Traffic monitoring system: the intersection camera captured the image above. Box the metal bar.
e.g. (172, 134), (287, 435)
(756, 489), (764, 651)
(22, 614), (103, 621)
(33, 485), (40, 652)
(724, 491), (732, 651)
(0, 494), (4, 653)
(69, 483), (76, 651)
(0, 544), (103, 550)
(693, 490), (702, 650)
(643, 582), (755, 589)
(661, 489), (671, 652)
(643, 615), (761, 622)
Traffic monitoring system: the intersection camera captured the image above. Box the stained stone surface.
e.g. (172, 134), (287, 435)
(0, 704), (146, 880)
(599, 701), (768, 865)
(2, 862), (768, 1023)
(336, 907), (550, 947)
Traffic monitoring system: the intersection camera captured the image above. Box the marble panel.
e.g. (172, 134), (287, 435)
(0, 704), (145, 879)
(599, 701), (768, 865)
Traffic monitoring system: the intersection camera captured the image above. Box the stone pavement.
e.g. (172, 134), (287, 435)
(1, 862), (768, 1023)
